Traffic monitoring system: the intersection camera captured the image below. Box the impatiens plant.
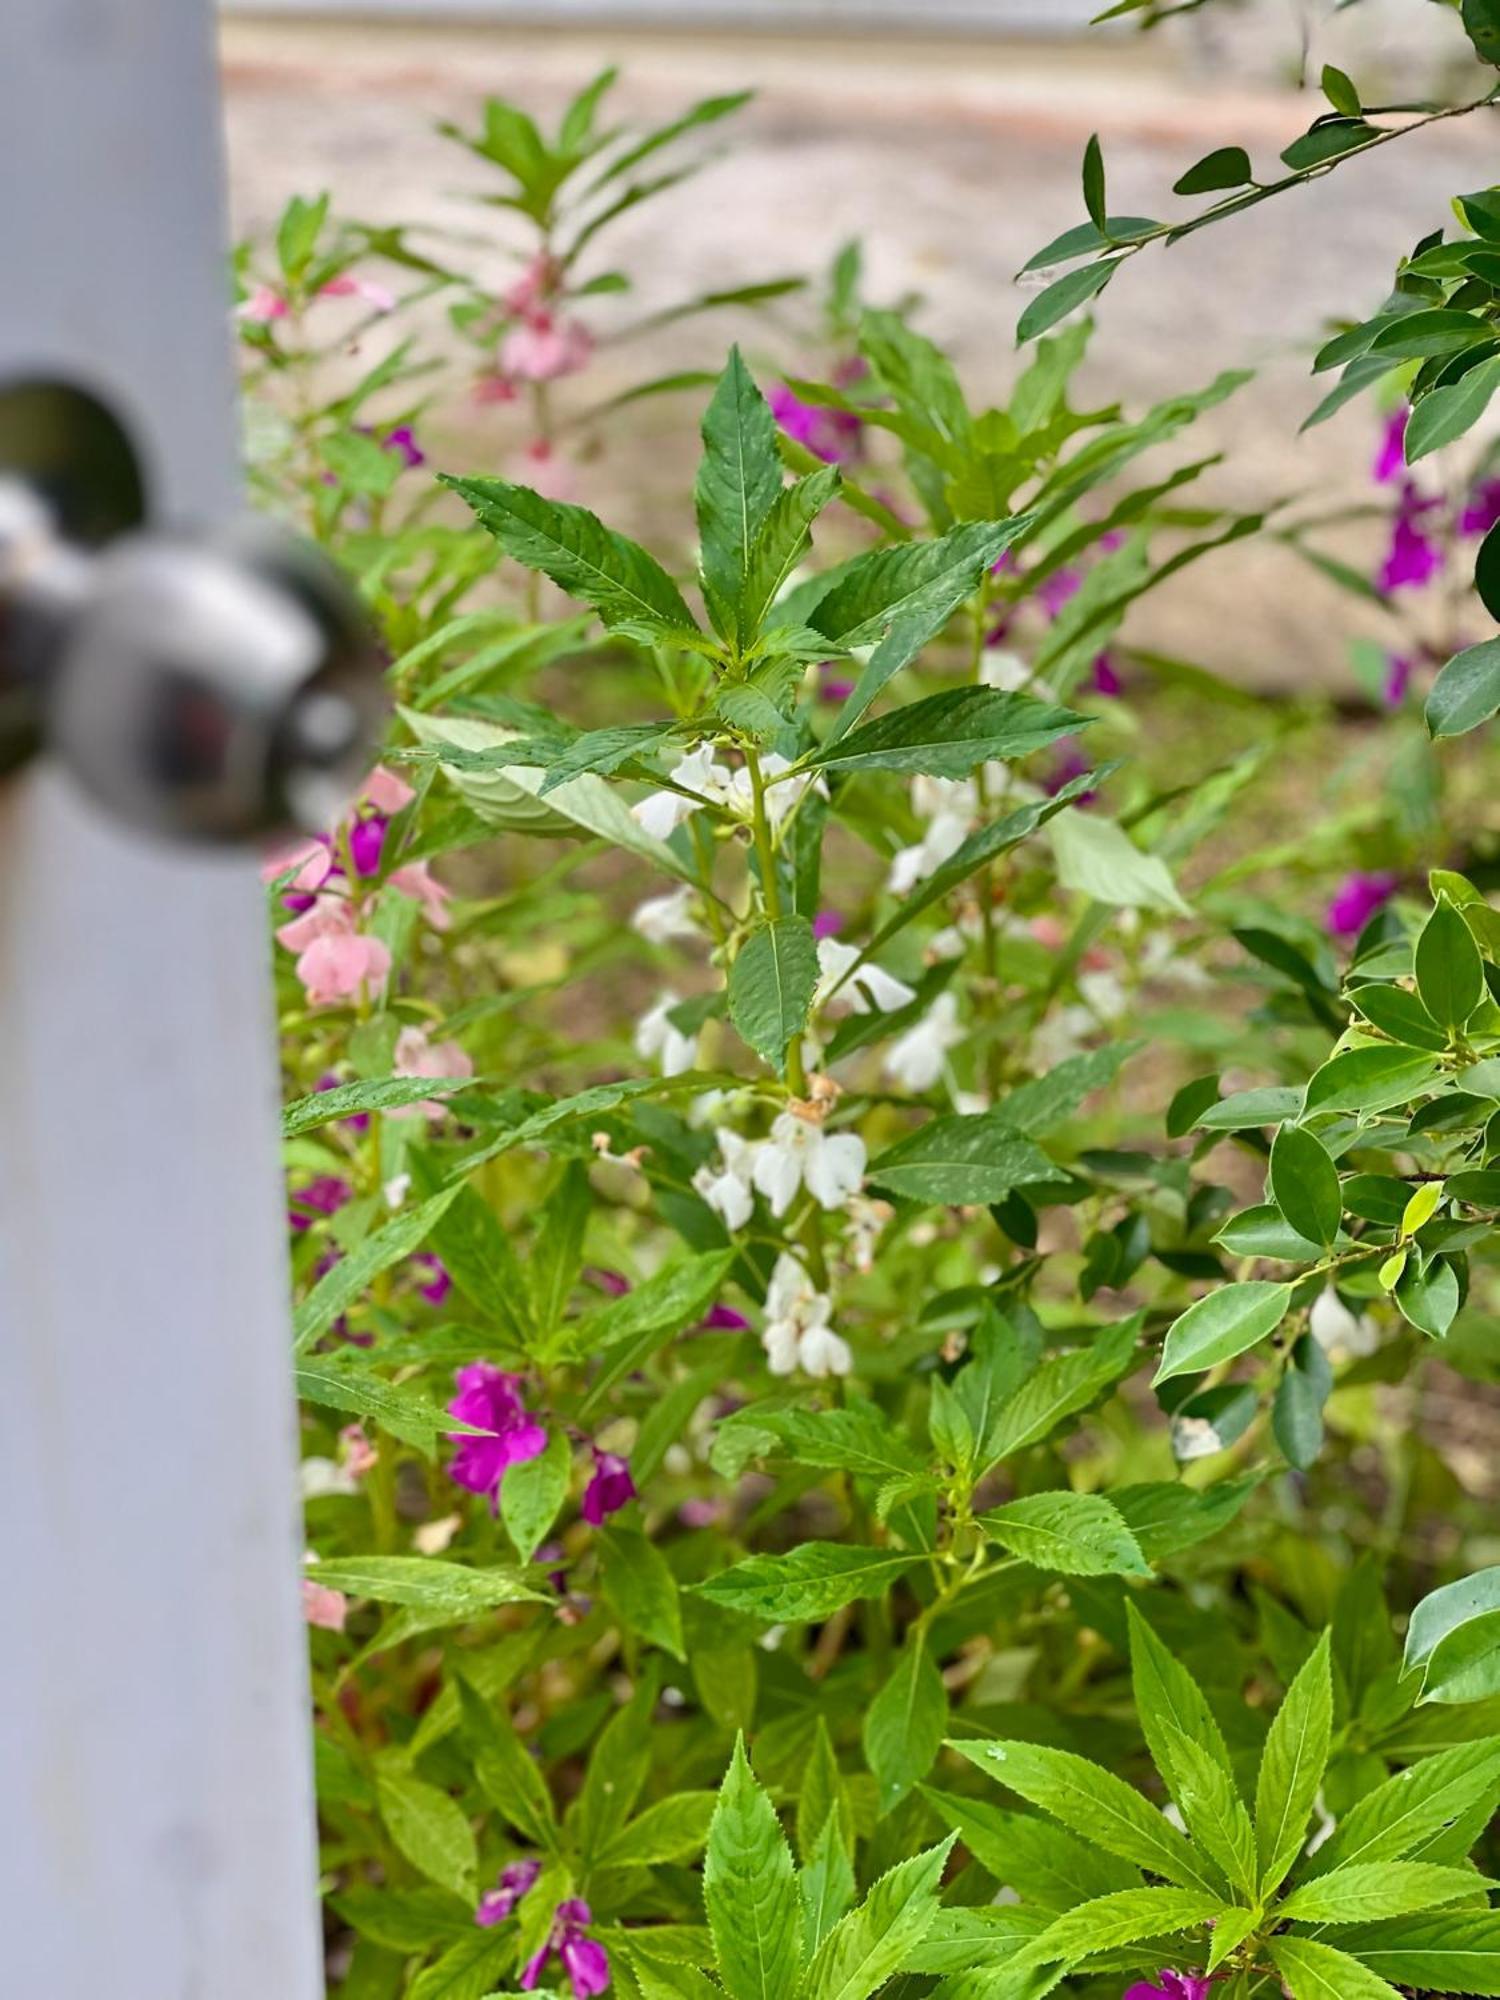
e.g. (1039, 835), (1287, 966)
(255, 52), (1500, 2000)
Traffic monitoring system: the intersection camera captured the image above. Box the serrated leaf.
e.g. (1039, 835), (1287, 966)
(295, 1361), (459, 1457)
(980, 1316), (1142, 1470)
(375, 1764), (478, 1898)
(1154, 1281), (1292, 1386)
(1127, 1601), (1237, 1798)
(1328, 1911), (1500, 1994)
(800, 1811), (857, 1959)
(806, 686), (1083, 779)
(864, 1635), (948, 1811)
(1278, 1860), (1488, 1923)
(705, 1738), (804, 2000)
(309, 1556), (549, 1615)
(919, 1787), (1139, 1910)
(1270, 1936), (1403, 2000)
(744, 464), (842, 637)
(728, 915), (819, 1071)
(696, 346), (784, 641)
(804, 1839), (954, 2000)
(501, 1429), (571, 1564)
(1302, 1736), (1500, 1880)
(283, 1074), (474, 1136)
(1257, 1630), (1333, 1895)
(979, 1491), (1150, 1577)
(1023, 1886), (1223, 1970)
(598, 1524), (685, 1658)
(293, 1187), (461, 1351)
(456, 1674), (557, 1851)
(694, 1545), (925, 1624)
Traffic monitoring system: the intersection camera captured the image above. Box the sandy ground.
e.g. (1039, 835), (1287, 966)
(220, 11), (1499, 688)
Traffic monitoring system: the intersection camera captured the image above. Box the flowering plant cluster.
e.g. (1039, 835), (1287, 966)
(262, 41), (1500, 2000)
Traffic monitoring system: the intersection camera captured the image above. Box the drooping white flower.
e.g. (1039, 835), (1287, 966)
(693, 1129), (757, 1231)
(761, 1252), (851, 1378)
(888, 776), (979, 895)
(726, 751), (826, 829)
(979, 647), (1057, 704)
(843, 1194), (894, 1275)
(1310, 1287), (1380, 1359)
(815, 935), (917, 1016)
(632, 884), (703, 945)
(634, 993), (698, 1077)
(883, 990), (965, 1092)
(751, 1109), (867, 1217)
(632, 744), (733, 841)
(300, 1457), (359, 1500)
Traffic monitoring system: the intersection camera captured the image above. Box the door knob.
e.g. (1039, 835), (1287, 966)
(0, 378), (386, 843)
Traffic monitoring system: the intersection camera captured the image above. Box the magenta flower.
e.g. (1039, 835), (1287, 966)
(475, 1858), (541, 1929)
(581, 1449), (636, 1526)
(818, 660), (856, 703)
(1377, 488), (1443, 593)
(447, 1363), (547, 1504)
(521, 1898), (610, 1997)
(1383, 654), (1413, 707)
(1089, 651), (1124, 696)
(1045, 739), (1096, 802)
(382, 424), (425, 469)
(413, 1253), (452, 1307)
(348, 814), (388, 878)
(1327, 869), (1398, 938)
(1036, 567), (1082, 617)
(1372, 406), (1409, 484)
(1124, 1972), (1212, 2000)
(701, 1303), (751, 1331)
(769, 383), (862, 464)
(583, 1266), (631, 1298)
(1461, 478), (1500, 537)
(813, 910), (843, 941)
(289, 1176), (351, 1231)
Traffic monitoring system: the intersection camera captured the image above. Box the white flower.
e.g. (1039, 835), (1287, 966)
(761, 1252), (851, 1378)
(979, 647), (1057, 704)
(300, 1457), (358, 1499)
(693, 1129), (757, 1231)
(632, 884), (703, 945)
(1171, 1413), (1224, 1462)
(887, 776), (978, 894)
(726, 751), (826, 829)
(751, 1109), (867, 1217)
(843, 1194), (893, 1275)
(1078, 968), (1129, 1022)
(1310, 1287), (1380, 1359)
(815, 935), (917, 1015)
(634, 993), (698, 1077)
(383, 1172), (412, 1210)
(632, 744), (733, 840)
(883, 990), (964, 1092)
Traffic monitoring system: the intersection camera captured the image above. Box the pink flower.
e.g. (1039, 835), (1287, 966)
(1124, 1973), (1212, 2000)
(361, 764), (416, 815)
(701, 1303), (751, 1331)
(477, 1858), (542, 1927)
(474, 372), (519, 405)
(769, 383), (862, 464)
(276, 897), (391, 1005)
(1327, 869), (1398, 938)
(581, 1450), (636, 1526)
(289, 1175), (351, 1231)
(501, 312), (594, 383)
(388, 860), (454, 931)
(447, 1364), (547, 1506)
(1461, 478), (1500, 537)
(1372, 405), (1409, 484)
(503, 253), (563, 318)
(318, 273), (397, 313)
(302, 1578), (348, 1631)
(262, 836), (333, 896)
(1377, 487), (1443, 593)
(392, 1023), (474, 1118)
(1090, 651), (1124, 696)
(338, 1424), (377, 1477)
(1383, 654), (1413, 706)
(521, 1898), (610, 1997)
(238, 284), (288, 323)
(1036, 567), (1083, 617)
(381, 425), (425, 470)
(412, 1253), (452, 1308)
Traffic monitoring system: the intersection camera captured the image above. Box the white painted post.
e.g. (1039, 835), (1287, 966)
(0, 5), (324, 1997)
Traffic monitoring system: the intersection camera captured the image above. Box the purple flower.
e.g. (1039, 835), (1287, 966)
(1089, 650), (1123, 697)
(818, 660), (856, 703)
(679, 1496), (723, 1528)
(701, 1303), (751, 1331)
(1383, 654), (1413, 707)
(1045, 739), (1096, 803)
(447, 1363), (547, 1504)
(1036, 567), (1082, 617)
(1124, 1973), (1212, 2000)
(769, 384), (861, 464)
(383, 424), (426, 469)
(583, 1266), (631, 1298)
(288, 1175), (351, 1230)
(522, 1898), (610, 1997)
(581, 1449), (636, 1526)
(1372, 405), (1409, 484)
(348, 814), (388, 878)
(412, 1253), (452, 1307)
(812, 910), (843, 941)
(1326, 869), (1398, 938)
(1461, 478), (1500, 537)
(476, 1858), (541, 1928)
(1377, 487), (1443, 593)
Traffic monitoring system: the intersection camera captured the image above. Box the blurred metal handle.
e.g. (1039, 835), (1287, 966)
(0, 4), (328, 1996)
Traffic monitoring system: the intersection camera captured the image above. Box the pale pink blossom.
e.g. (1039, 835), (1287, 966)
(276, 891), (352, 957)
(503, 252), (563, 318)
(238, 284), (288, 323)
(392, 1024), (474, 1118)
(338, 1424), (378, 1477)
(361, 765), (416, 815)
(501, 312), (594, 383)
(319, 273), (397, 313)
(302, 1579), (348, 1631)
(261, 836), (333, 894)
(388, 859), (454, 930)
(276, 897), (391, 1006)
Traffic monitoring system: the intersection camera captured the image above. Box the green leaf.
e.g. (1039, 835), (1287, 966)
(1463, 0), (1500, 64)
(407, 1930), (521, 2000)
(1418, 1609), (1500, 1706)
(294, 1361), (459, 1457)
(980, 1315), (1142, 1468)
(1154, 1281), (1292, 1385)
(1270, 1122), (1343, 1249)
(293, 1188), (461, 1351)
(1082, 134), (1108, 230)
(1328, 1911), (1500, 1994)
(1270, 1936), (1403, 2000)
(1427, 638), (1500, 739)
(1127, 1600), (1236, 1796)
(309, 1556), (549, 1615)
(1273, 1334), (1334, 1472)
(1416, 898), (1485, 1031)
(743, 465), (842, 637)
(1255, 1629), (1334, 1895)
(1215, 1206), (1325, 1262)
(427, 1183), (533, 1349)
(1322, 65), (1362, 115)
(1049, 807), (1191, 915)
(1022, 1886), (1223, 1970)
(704, 1738), (804, 2000)
(1304, 1047), (1440, 1116)
(1478, 517), (1500, 624)
(1173, 146), (1253, 195)
(867, 1112), (1054, 1206)
(719, 1403), (923, 1482)
(919, 1788), (1139, 1910)
(804, 1839), (954, 2000)
(456, 1675), (557, 1851)
(696, 347), (784, 641)
(599, 1524), (685, 1658)
(1278, 1861), (1488, 1923)
(1017, 259), (1120, 343)
(596, 1791), (718, 1867)
(501, 1429), (571, 1564)
(534, 720), (680, 795)
(1302, 1736), (1500, 1878)
(979, 1491), (1151, 1577)
(1112, 1477), (1258, 1562)
(806, 687), (1083, 779)
(863, 1636), (949, 1811)
(1351, 982), (1447, 1053)
(282, 1074), (472, 1136)
(375, 1764), (478, 1899)
(1406, 1568), (1500, 1699)
(800, 1813), (857, 1960)
(275, 192), (328, 278)
(694, 1545), (925, 1625)
(441, 475), (700, 644)
(728, 915), (819, 1071)
(950, 1738), (1224, 1893)
(1157, 1726), (1257, 1898)
(1406, 356), (1500, 462)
